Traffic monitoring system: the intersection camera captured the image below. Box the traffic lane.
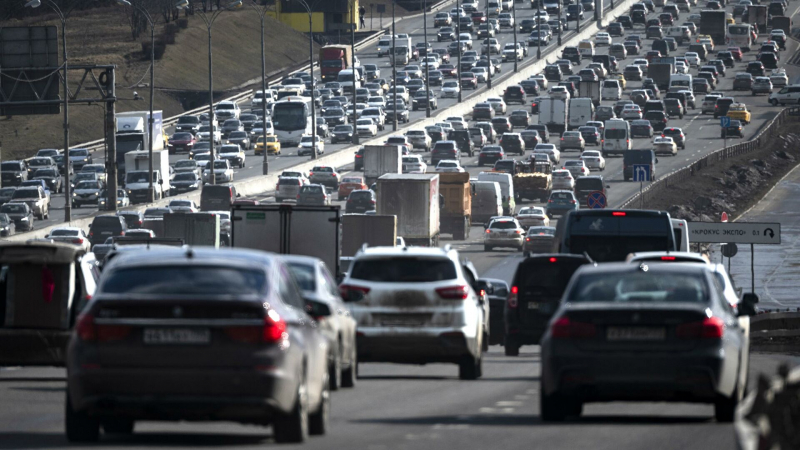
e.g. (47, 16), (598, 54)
(1, 353), (799, 449)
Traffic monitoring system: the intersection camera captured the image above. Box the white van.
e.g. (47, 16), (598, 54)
(377, 36), (394, 56)
(668, 74), (692, 92)
(601, 118), (631, 156)
(471, 181), (503, 223)
(337, 69), (361, 94)
(769, 84), (800, 106)
(478, 172), (515, 215)
(391, 46), (410, 66)
(671, 218), (690, 251)
(578, 40), (595, 57)
(601, 79), (622, 100)
(568, 98), (595, 130)
(727, 24), (752, 51)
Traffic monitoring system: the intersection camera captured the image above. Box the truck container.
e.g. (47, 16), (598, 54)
(700, 10), (727, 49)
(363, 144), (403, 185)
(771, 16), (791, 35)
(578, 80), (601, 106)
(341, 214), (397, 257)
(439, 172), (472, 240)
(319, 45), (352, 81)
(376, 173), (440, 246)
(648, 63), (674, 90)
(231, 204), (341, 276)
(746, 5), (767, 34)
(124, 149), (171, 203)
(513, 172), (552, 201)
(115, 110), (163, 179)
(538, 97), (569, 135)
(163, 213), (220, 248)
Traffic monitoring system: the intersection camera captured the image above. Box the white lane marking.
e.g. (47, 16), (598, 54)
(496, 401), (522, 407)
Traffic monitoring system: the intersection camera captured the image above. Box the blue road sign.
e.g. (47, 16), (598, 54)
(720, 116), (731, 128)
(587, 190), (607, 209)
(633, 164), (651, 182)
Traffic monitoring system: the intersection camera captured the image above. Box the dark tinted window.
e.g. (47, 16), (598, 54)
(92, 216), (123, 228)
(575, 178), (604, 191)
(489, 221), (518, 229)
(605, 129), (627, 139)
(568, 272), (709, 303)
(286, 262), (316, 292)
(514, 258), (587, 301)
(350, 257), (457, 282)
(102, 266), (267, 296)
(1, 162), (20, 171)
(566, 214), (674, 261)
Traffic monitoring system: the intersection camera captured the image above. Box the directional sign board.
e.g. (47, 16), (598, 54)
(720, 116), (731, 128)
(633, 164), (651, 182)
(587, 190), (607, 209)
(686, 222), (781, 244)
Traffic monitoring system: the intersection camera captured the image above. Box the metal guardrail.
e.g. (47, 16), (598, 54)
(620, 106), (800, 209)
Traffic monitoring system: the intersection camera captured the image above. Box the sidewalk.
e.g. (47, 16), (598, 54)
(728, 163), (800, 311)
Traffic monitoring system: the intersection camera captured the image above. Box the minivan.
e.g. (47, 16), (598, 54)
(769, 84), (800, 105)
(477, 171), (515, 215)
(200, 184), (238, 211)
(471, 181), (503, 223)
(88, 215), (128, 247)
(623, 149), (657, 181)
(573, 175), (607, 207)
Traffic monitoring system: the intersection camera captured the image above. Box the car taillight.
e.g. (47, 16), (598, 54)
(75, 313), (131, 342)
(676, 317), (724, 339)
(551, 316), (596, 339)
(436, 285), (470, 300)
(508, 286), (519, 308)
(339, 284), (371, 300)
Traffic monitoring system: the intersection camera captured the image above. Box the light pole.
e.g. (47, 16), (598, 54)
(249, 0), (273, 172)
(350, 0), (358, 145)
(392, 0), (397, 131)
(536, 0), (542, 59)
(175, 0), (242, 185)
(512, 1), (518, 72)
(557, 2), (562, 45)
(486, 0), (492, 89)
(25, 0), (73, 221)
(456, 0), (462, 102)
(287, 0), (319, 158)
(423, 0), (431, 118)
(116, 0), (158, 203)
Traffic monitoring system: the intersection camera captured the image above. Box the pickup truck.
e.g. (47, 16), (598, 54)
(10, 186), (49, 219)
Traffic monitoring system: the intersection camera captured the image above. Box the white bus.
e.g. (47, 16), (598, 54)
(727, 24), (752, 51)
(601, 118), (631, 156)
(272, 97), (311, 146)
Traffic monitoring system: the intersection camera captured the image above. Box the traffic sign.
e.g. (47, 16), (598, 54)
(720, 116), (731, 128)
(633, 164), (651, 182)
(587, 190), (607, 209)
(686, 222), (781, 244)
(721, 243), (738, 258)
(721, 212), (728, 223)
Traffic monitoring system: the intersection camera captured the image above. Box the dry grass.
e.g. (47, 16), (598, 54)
(0, 6), (315, 159)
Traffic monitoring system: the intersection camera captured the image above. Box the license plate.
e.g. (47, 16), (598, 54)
(527, 302), (540, 310)
(606, 327), (665, 341)
(143, 328), (211, 345)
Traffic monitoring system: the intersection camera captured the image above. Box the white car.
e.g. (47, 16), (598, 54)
(421, 56), (440, 71)
(551, 169), (575, 190)
(367, 96), (386, 108)
(472, 67), (489, 83)
(458, 33), (473, 49)
(596, 32), (612, 45)
(684, 52), (700, 67)
(533, 10), (549, 21)
(402, 155), (428, 173)
(405, 129), (432, 150)
(621, 104), (643, 120)
(675, 61), (688, 74)
(218, 145), (246, 168)
(196, 125), (221, 144)
(214, 100), (241, 120)
(340, 246), (486, 379)
(298, 135), (325, 156)
(250, 121), (274, 139)
(548, 86), (571, 100)
(515, 206), (550, 228)
(203, 159), (234, 183)
(563, 159), (589, 178)
(45, 227), (92, 252)
(530, 74), (548, 89)
(167, 199), (199, 213)
(441, 81), (461, 98)
(503, 42), (524, 60)
(533, 143), (560, 164)
(436, 160), (465, 172)
(770, 68), (788, 87)
(356, 118), (378, 136)
(580, 150), (606, 171)
(193, 152), (212, 169)
(653, 136), (677, 155)
(482, 38), (501, 55)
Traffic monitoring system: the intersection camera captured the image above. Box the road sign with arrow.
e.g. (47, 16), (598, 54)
(633, 164), (650, 182)
(686, 222), (781, 244)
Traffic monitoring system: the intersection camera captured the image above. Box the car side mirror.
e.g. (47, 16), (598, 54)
(304, 299), (332, 319)
(655, 158), (659, 164)
(341, 288), (366, 303)
(606, 185), (611, 189)
(739, 293), (759, 317)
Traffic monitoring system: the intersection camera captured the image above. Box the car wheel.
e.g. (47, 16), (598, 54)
(329, 348), (342, 391)
(714, 378), (741, 422)
(103, 418), (134, 435)
(458, 353), (481, 380)
(309, 368), (330, 436)
(341, 344), (357, 388)
(273, 382), (309, 443)
(65, 393), (100, 442)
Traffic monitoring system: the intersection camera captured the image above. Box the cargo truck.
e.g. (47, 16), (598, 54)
(700, 10), (727, 50)
(163, 213), (220, 248)
(124, 149), (171, 203)
(439, 172), (472, 240)
(231, 204), (342, 276)
(746, 5), (767, 34)
(341, 214), (397, 257)
(648, 63), (674, 90)
(513, 172), (552, 201)
(319, 45), (353, 81)
(538, 97), (569, 135)
(363, 144), (403, 185)
(376, 174), (440, 246)
(578, 80), (601, 106)
(771, 16), (791, 35)
(116, 110), (163, 180)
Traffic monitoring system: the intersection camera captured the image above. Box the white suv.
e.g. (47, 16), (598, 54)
(339, 246), (486, 379)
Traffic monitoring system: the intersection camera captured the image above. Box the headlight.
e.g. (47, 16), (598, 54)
(72, 192), (77, 197)
(20, 217), (28, 221)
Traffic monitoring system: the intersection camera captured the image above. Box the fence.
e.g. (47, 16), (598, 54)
(620, 106), (800, 209)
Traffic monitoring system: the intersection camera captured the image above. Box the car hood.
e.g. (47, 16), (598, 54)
(74, 189), (100, 195)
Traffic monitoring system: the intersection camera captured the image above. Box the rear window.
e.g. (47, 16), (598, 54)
(490, 221), (518, 229)
(101, 266), (267, 296)
(286, 262), (316, 292)
(350, 257), (457, 282)
(92, 216), (122, 228)
(567, 272), (709, 303)
(575, 178), (603, 191)
(566, 214), (674, 262)
(514, 259), (587, 300)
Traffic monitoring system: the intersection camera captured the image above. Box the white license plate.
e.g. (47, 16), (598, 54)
(143, 328), (211, 345)
(606, 327), (665, 341)
(527, 302), (540, 310)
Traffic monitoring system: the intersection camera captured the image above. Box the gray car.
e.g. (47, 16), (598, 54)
(0, 202), (34, 231)
(65, 247), (331, 443)
(540, 263), (754, 422)
(33, 168), (63, 194)
(226, 130), (251, 149)
(297, 184), (331, 206)
(560, 131), (585, 151)
(484, 218), (525, 251)
(72, 180), (102, 208)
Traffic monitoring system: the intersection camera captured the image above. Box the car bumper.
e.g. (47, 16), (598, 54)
(356, 327), (477, 363)
(484, 237), (523, 248)
(546, 206), (577, 217)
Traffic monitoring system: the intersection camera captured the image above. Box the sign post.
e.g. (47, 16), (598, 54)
(720, 116), (731, 151)
(633, 164), (651, 209)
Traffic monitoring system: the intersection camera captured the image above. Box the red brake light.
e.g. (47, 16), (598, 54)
(263, 309), (288, 343)
(661, 256), (676, 261)
(75, 314), (96, 341)
(612, 211), (626, 216)
(549, 257), (557, 263)
(485, 229), (491, 233)
(72, 238), (84, 244)
(436, 285), (470, 300)
(508, 286), (519, 308)
(676, 316), (724, 339)
(339, 284), (371, 299)
(550, 317), (597, 339)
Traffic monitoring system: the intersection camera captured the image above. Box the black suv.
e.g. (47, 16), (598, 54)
(503, 85), (526, 105)
(431, 141), (460, 166)
(345, 189), (376, 214)
(451, 130), (475, 156)
(500, 133), (524, 155)
(573, 175), (606, 206)
(561, 47), (581, 64)
(88, 215), (128, 247)
(504, 254), (594, 354)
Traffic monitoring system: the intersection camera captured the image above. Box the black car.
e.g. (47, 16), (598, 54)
(32, 168), (62, 193)
(0, 202), (33, 232)
(561, 47), (581, 65)
(431, 141), (460, 166)
(528, 124), (550, 143)
(451, 130), (475, 156)
(503, 85), (526, 105)
(519, 80), (541, 95)
(345, 189), (376, 214)
(1, 161), (28, 187)
(477, 278), (510, 346)
(478, 145), (505, 166)
(721, 120), (744, 138)
(746, 61), (765, 77)
(500, 133), (524, 155)
(644, 110), (669, 131)
(607, 22), (624, 36)
(0, 213), (14, 237)
(578, 126), (600, 145)
(520, 130), (541, 149)
(504, 254), (593, 354)
(427, 70), (443, 86)
(88, 214), (128, 246)
(221, 119), (243, 138)
(171, 172), (202, 193)
(618, 15), (633, 29)
(227, 130), (251, 150)
(332, 125), (354, 144)
(509, 110), (530, 127)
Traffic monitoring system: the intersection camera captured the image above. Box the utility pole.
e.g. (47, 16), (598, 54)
(558, 1), (562, 45)
(457, 0), (462, 102)
(351, 0), (359, 145)
(392, 0), (398, 131)
(106, 68), (118, 210)
(486, 0), (492, 89)
(424, 0), (431, 118)
(536, 0), (542, 59)
(513, 1), (518, 72)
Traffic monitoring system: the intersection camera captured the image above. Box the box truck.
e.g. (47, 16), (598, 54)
(341, 214), (397, 257)
(439, 172), (472, 240)
(124, 149), (171, 203)
(116, 110), (163, 179)
(363, 144), (403, 185)
(376, 174), (440, 246)
(163, 213), (220, 247)
(538, 98), (569, 135)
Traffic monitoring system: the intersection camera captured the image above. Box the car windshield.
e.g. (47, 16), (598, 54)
(76, 181), (99, 190)
(528, 226), (555, 235)
(175, 160), (196, 168)
(101, 266), (267, 296)
(213, 161), (228, 169)
(350, 257), (457, 282)
(50, 229), (79, 237)
(173, 132), (193, 140)
(567, 272), (709, 303)
(1, 204), (26, 213)
(174, 173), (197, 181)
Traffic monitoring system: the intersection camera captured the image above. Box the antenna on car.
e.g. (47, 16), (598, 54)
(582, 251), (595, 264)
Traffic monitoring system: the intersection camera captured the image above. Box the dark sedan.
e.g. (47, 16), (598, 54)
(478, 145), (505, 166)
(0, 202), (34, 231)
(345, 189), (376, 213)
(477, 278), (510, 346)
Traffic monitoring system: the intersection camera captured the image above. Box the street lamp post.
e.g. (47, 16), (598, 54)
(175, 0), (242, 185)
(486, 0), (492, 89)
(25, 0), (73, 220)
(512, 1), (518, 72)
(249, 0), (273, 172)
(350, 0), (358, 145)
(423, 0), (431, 118)
(456, 0), (462, 102)
(288, 0), (319, 158)
(536, 0), (542, 59)
(392, 0), (397, 131)
(116, 0), (157, 203)
(557, 2), (562, 45)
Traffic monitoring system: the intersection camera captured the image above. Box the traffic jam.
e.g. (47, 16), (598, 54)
(0, 0), (795, 445)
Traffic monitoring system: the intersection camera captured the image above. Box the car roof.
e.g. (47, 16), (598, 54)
(626, 251), (708, 263)
(105, 246), (274, 271)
